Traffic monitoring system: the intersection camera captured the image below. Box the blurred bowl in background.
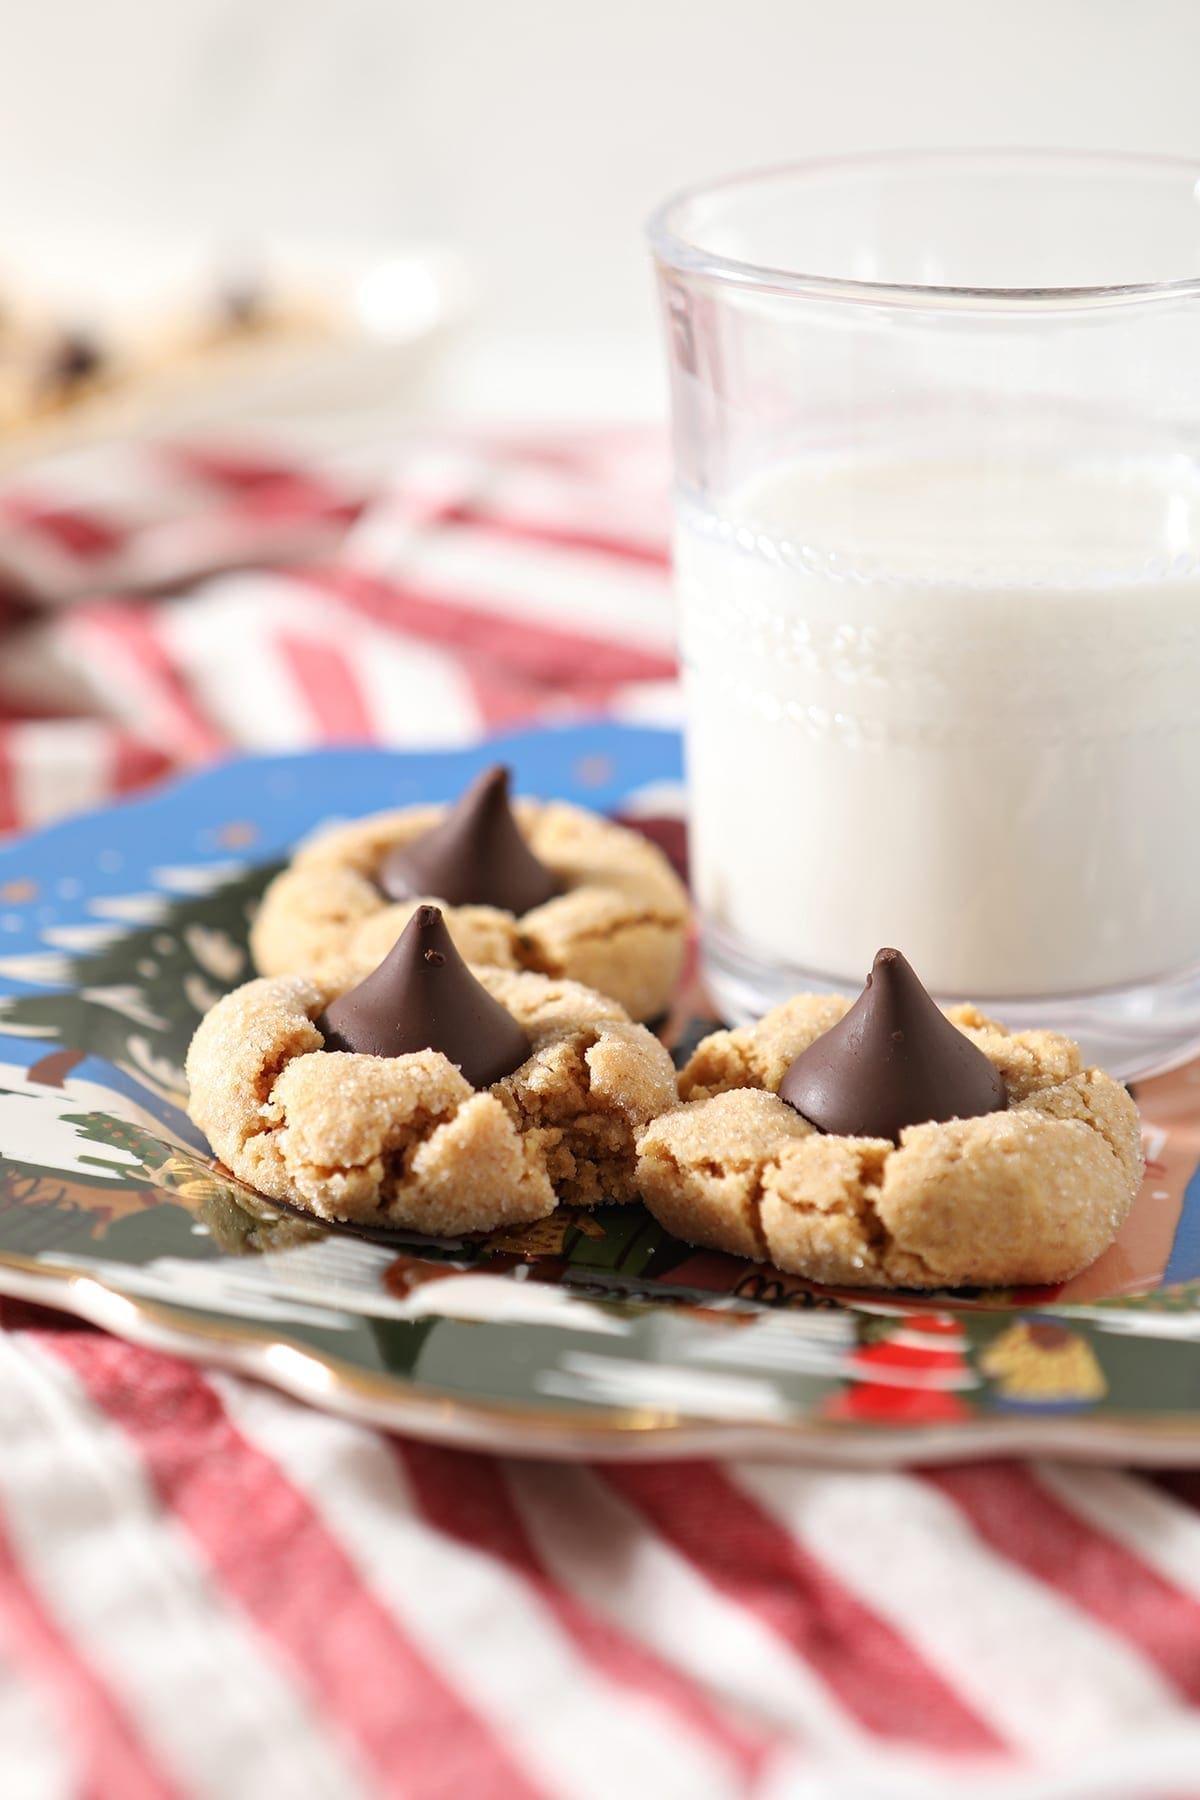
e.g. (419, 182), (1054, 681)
(0, 231), (470, 466)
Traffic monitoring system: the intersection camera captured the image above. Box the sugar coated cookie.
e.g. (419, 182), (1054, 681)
(251, 764), (689, 1023)
(189, 904), (678, 1235)
(637, 950), (1142, 1289)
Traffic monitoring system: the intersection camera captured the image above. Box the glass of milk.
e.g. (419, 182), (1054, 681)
(649, 150), (1200, 1078)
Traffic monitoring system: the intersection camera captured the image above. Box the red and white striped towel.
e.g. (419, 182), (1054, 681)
(2, 431), (1200, 1800)
(0, 429), (678, 832)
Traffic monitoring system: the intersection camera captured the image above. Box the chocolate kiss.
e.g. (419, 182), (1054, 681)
(316, 904), (531, 1088)
(378, 764), (559, 914)
(777, 948), (1007, 1142)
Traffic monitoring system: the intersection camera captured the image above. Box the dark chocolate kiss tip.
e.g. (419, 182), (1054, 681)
(316, 903), (531, 1089)
(378, 764), (560, 915)
(777, 947), (1007, 1143)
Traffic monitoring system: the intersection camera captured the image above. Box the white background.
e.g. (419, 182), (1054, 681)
(1, 0), (1198, 415)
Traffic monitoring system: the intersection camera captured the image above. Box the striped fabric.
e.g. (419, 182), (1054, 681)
(0, 432), (677, 831)
(1, 431), (1199, 1799)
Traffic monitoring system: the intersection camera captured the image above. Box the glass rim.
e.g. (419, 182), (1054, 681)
(646, 147), (1200, 311)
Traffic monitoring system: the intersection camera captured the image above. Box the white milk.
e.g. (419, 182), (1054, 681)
(676, 454), (1200, 999)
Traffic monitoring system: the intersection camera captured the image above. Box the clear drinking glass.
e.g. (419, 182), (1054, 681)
(648, 149), (1200, 1080)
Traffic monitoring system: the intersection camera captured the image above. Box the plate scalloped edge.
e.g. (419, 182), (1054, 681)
(0, 723), (1199, 1464)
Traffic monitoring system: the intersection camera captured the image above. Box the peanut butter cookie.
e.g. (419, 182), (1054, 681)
(251, 765), (689, 1023)
(189, 907), (678, 1235)
(637, 954), (1142, 1290)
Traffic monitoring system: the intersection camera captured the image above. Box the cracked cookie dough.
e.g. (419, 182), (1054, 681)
(250, 770), (689, 1023)
(187, 956), (678, 1236)
(637, 977), (1143, 1290)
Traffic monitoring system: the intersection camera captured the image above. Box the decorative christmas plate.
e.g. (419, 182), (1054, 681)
(1, 722), (1200, 1464)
